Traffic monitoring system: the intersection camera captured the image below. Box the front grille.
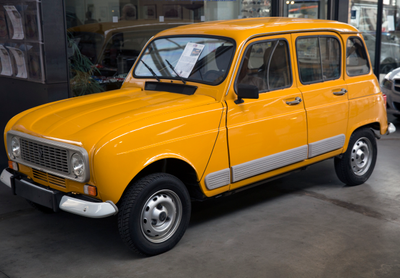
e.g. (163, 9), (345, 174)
(394, 79), (400, 93)
(20, 138), (69, 174)
(32, 169), (66, 188)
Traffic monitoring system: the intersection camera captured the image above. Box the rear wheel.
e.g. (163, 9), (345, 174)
(118, 173), (191, 256)
(334, 128), (377, 186)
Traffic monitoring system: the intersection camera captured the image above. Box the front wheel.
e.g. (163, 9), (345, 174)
(334, 128), (377, 186)
(118, 173), (191, 256)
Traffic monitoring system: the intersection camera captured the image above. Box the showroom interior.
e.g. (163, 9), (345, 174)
(2, 0), (400, 276)
(0, 0), (397, 166)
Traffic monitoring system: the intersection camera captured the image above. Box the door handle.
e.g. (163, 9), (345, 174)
(285, 97), (302, 106)
(333, 88), (348, 96)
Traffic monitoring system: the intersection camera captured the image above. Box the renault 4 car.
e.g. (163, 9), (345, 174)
(1, 18), (395, 256)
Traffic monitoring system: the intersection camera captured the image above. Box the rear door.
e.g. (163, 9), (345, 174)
(291, 32), (348, 158)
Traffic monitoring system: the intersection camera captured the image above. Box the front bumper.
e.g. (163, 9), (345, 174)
(0, 168), (118, 218)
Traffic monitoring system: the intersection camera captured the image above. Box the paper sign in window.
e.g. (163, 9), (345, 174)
(4, 5), (24, 40)
(0, 45), (12, 76)
(7, 46), (27, 78)
(174, 42), (205, 78)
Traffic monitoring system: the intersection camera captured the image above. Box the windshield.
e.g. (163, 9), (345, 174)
(133, 36), (235, 85)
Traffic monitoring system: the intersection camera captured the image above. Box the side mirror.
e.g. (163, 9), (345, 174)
(235, 84), (259, 104)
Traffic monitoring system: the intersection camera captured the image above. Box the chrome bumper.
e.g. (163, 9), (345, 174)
(0, 168), (118, 218)
(387, 122), (396, 135)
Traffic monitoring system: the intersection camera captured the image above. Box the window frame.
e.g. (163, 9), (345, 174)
(295, 35), (342, 85)
(234, 37), (293, 95)
(345, 36), (371, 77)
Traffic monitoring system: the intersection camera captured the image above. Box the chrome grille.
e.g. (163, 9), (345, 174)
(20, 138), (69, 173)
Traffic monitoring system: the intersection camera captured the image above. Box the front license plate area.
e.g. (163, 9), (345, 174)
(14, 178), (62, 211)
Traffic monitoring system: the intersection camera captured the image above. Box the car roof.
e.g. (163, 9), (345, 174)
(155, 17), (359, 43)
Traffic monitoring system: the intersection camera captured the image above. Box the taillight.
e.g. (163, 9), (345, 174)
(383, 94), (387, 106)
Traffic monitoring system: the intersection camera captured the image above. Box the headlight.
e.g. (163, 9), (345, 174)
(71, 153), (85, 177)
(11, 137), (20, 158)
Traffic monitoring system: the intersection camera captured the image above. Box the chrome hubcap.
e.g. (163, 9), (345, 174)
(140, 190), (182, 243)
(350, 137), (373, 176)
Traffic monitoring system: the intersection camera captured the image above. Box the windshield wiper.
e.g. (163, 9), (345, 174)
(141, 60), (160, 82)
(165, 59), (186, 84)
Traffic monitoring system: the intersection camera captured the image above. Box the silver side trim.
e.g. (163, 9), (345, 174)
(205, 168), (231, 190)
(308, 134), (345, 158)
(232, 145), (308, 183)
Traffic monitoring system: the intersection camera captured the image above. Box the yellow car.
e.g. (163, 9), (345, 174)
(1, 18), (396, 256)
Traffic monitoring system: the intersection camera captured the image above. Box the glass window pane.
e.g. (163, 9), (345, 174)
(237, 39), (291, 92)
(349, 0), (378, 73)
(237, 41), (273, 92)
(346, 37), (370, 76)
(284, 0), (328, 19)
(134, 37), (235, 85)
(297, 37), (322, 83)
(268, 40), (291, 89)
(320, 37), (341, 80)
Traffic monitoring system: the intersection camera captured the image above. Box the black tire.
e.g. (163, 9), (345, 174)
(26, 200), (54, 214)
(118, 173), (191, 256)
(334, 128), (377, 186)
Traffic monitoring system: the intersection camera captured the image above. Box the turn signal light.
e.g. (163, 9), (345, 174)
(84, 185), (97, 196)
(8, 161), (18, 171)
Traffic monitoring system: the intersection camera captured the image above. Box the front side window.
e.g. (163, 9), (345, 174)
(297, 36), (341, 84)
(133, 36), (235, 85)
(237, 39), (292, 92)
(346, 37), (370, 76)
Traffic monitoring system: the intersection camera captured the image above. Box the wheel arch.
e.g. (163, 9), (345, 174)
(116, 158), (205, 207)
(343, 121), (380, 153)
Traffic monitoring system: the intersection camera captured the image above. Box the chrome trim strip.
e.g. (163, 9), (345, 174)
(232, 145), (308, 183)
(6, 130), (90, 183)
(0, 168), (13, 188)
(205, 168), (231, 190)
(59, 196), (118, 218)
(308, 134), (345, 158)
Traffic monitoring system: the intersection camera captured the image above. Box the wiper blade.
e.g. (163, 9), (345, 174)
(141, 60), (160, 82)
(165, 59), (186, 84)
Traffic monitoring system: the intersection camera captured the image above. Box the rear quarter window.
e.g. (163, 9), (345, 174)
(346, 37), (370, 76)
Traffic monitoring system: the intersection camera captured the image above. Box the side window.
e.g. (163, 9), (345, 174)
(346, 37), (370, 76)
(297, 36), (341, 84)
(237, 39), (292, 92)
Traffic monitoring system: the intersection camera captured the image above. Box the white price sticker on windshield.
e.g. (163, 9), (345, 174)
(174, 43), (205, 78)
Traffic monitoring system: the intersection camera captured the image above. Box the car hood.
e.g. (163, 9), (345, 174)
(10, 87), (217, 147)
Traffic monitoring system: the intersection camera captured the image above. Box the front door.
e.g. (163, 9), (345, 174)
(225, 35), (308, 189)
